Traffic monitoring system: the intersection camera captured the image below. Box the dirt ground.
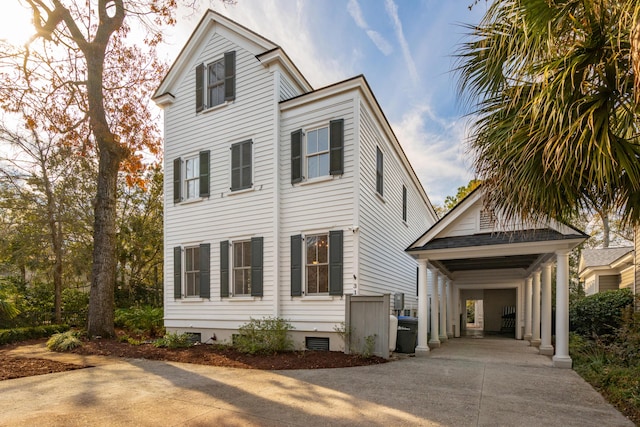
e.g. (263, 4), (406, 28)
(0, 337), (387, 381)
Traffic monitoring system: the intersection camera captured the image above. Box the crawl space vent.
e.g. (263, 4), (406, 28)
(306, 337), (329, 351)
(185, 332), (201, 344)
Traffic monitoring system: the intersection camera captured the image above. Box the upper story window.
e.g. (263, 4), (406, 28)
(207, 59), (225, 107)
(291, 119), (344, 184)
(185, 157), (200, 199)
(195, 51), (236, 113)
(376, 147), (384, 196)
(173, 151), (210, 203)
(306, 126), (329, 179)
(230, 140), (252, 191)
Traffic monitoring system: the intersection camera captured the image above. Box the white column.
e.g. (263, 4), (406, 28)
(429, 267), (441, 348)
(531, 270), (541, 347)
(446, 278), (453, 338)
(553, 250), (572, 368)
(524, 277), (532, 341)
(540, 262), (554, 355)
(416, 259), (430, 356)
(454, 286), (461, 337)
(439, 274), (448, 342)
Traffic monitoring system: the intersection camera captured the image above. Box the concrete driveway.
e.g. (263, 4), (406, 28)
(0, 337), (633, 426)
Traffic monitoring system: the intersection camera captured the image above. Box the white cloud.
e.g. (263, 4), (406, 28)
(391, 104), (474, 205)
(384, 0), (419, 86)
(347, 0), (393, 56)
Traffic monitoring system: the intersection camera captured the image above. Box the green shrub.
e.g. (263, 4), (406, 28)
(46, 330), (82, 352)
(234, 317), (294, 355)
(569, 289), (634, 338)
(153, 332), (192, 349)
(0, 324), (70, 345)
(61, 288), (89, 327)
(115, 306), (164, 337)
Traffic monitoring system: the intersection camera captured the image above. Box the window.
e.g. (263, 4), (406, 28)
(185, 246), (200, 297)
(376, 147), (384, 196)
(195, 51), (236, 112)
(185, 157), (199, 199)
(402, 185), (407, 222)
(207, 59), (225, 107)
(173, 151), (209, 203)
(233, 241), (252, 296)
(220, 237), (263, 297)
(306, 234), (329, 294)
(291, 231), (343, 297)
(290, 119), (344, 184)
(231, 140), (252, 191)
(306, 126), (329, 179)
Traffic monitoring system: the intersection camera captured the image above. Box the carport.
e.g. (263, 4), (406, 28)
(406, 189), (588, 368)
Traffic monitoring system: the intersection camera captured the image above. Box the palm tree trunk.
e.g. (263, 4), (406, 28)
(632, 12), (640, 102)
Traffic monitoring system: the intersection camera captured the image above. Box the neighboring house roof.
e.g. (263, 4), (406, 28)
(578, 247), (634, 278)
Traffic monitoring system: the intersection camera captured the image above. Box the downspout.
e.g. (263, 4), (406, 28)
(273, 69), (281, 317)
(352, 93), (362, 296)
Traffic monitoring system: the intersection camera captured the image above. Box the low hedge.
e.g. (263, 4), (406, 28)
(0, 324), (70, 345)
(570, 289), (634, 338)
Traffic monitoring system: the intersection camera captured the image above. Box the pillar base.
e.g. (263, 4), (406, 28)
(447, 332), (453, 339)
(552, 355), (572, 369)
(415, 345), (431, 356)
(524, 333), (532, 342)
(439, 334), (448, 343)
(539, 345), (554, 356)
(428, 339), (441, 348)
(530, 339), (541, 348)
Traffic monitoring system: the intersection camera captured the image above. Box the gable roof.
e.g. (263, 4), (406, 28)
(153, 10), (312, 103)
(578, 247), (634, 276)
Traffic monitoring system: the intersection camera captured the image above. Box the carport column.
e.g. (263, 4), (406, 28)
(553, 250), (573, 368)
(453, 286), (461, 337)
(540, 262), (554, 355)
(524, 277), (532, 342)
(439, 274), (448, 342)
(531, 270), (541, 347)
(415, 259), (430, 356)
(429, 267), (441, 348)
(446, 278), (454, 339)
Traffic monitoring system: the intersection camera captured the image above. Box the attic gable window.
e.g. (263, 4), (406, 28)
(196, 51), (236, 112)
(479, 209), (496, 230)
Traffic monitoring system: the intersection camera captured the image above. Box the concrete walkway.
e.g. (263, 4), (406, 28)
(0, 337), (633, 426)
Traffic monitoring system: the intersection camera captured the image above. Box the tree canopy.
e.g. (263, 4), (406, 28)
(457, 0), (640, 226)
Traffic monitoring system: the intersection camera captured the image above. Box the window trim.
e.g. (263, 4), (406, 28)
(184, 156), (200, 200)
(305, 233), (330, 295)
(207, 58), (225, 108)
(184, 246), (201, 298)
(232, 240), (252, 297)
(305, 125), (330, 180)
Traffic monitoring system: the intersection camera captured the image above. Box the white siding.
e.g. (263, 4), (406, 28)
(279, 74), (301, 101)
(357, 101), (433, 313)
(164, 31), (278, 329)
(277, 92), (357, 330)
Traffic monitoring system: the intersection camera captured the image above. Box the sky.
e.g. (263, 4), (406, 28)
(0, 0), (488, 206)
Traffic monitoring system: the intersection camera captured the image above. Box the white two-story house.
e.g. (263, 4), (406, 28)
(153, 10), (437, 351)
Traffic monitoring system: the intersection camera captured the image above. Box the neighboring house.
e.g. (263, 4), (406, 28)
(153, 11), (437, 351)
(578, 247), (634, 295)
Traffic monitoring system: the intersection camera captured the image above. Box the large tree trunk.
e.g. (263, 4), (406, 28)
(41, 164), (63, 324)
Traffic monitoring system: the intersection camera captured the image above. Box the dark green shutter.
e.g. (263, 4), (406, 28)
(224, 51), (236, 102)
(199, 243), (210, 299)
(376, 147), (384, 196)
(196, 63), (205, 112)
(402, 185), (407, 221)
(199, 150), (210, 198)
(291, 129), (303, 183)
(242, 140), (252, 189)
(220, 240), (229, 297)
(329, 119), (344, 175)
(329, 230), (343, 296)
(291, 235), (302, 296)
(173, 158), (181, 203)
(230, 143), (240, 191)
(251, 237), (263, 297)
(173, 246), (182, 299)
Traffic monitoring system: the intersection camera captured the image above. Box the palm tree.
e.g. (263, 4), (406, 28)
(457, 0), (640, 225)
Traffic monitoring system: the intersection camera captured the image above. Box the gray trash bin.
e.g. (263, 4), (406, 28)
(395, 316), (418, 353)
